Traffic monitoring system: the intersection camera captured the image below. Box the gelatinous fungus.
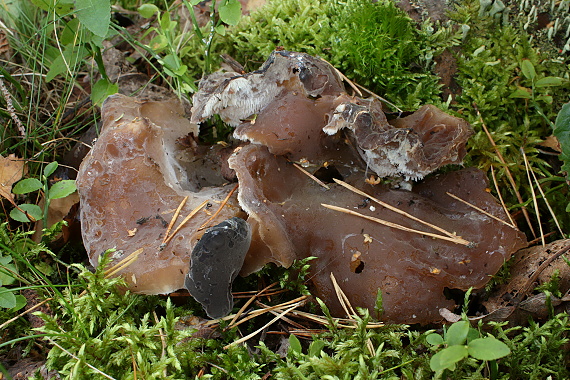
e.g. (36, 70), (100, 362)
(77, 94), (243, 294)
(229, 144), (527, 323)
(185, 217), (252, 319)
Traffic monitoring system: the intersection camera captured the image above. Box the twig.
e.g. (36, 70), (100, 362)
(473, 102), (536, 237)
(0, 77), (25, 137)
(521, 149), (544, 246)
(490, 165), (516, 227)
(162, 199), (209, 246)
(321, 203), (473, 246)
(292, 163), (330, 189)
(446, 191), (516, 229)
(46, 337), (117, 380)
(334, 178), (461, 239)
(161, 196), (189, 245)
(224, 303), (301, 349)
(199, 184), (239, 230)
(0, 298), (53, 330)
(227, 296), (309, 330)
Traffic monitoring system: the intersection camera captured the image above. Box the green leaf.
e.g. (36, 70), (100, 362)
(12, 295), (27, 311)
(75, 0), (111, 38)
(10, 204), (43, 223)
(308, 340), (325, 357)
(45, 46), (89, 82)
(214, 24), (226, 36)
(521, 59), (536, 81)
(509, 87), (532, 99)
(426, 333), (444, 346)
(44, 161), (58, 177)
(289, 334), (302, 354)
(0, 289), (16, 309)
(91, 78), (118, 107)
(160, 11), (171, 31)
(60, 18), (81, 46)
(554, 102), (570, 179)
(48, 180), (77, 200)
(446, 321), (469, 346)
(430, 345), (468, 372)
(219, 0), (242, 26)
(12, 178), (42, 194)
(535, 76), (564, 87)
(0, 257), (17, 286)
(138, 4), (159, 18)
(468, 337), (511, 360)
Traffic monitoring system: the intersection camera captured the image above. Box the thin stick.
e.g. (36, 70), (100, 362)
(0, 298), (53, 330)
(199, 184), (239, 230)
(46, 338), (116, 380)
(521, 149), (545, 246)
(228, 282), (278, 327)
(163, 199), (208, 246)
(161, 196), (188, 245)
(104, 248), (143, 278)
(529, 167), (564, 237)
(334, 178), (460, 239)
(446, 191), (516, 228)
(322, 203), (473, 246)
(293, 163), (330, 189)
(474, 103), (536, 237)
(224, 303), (301, 349)
(490, 165), (516, 226)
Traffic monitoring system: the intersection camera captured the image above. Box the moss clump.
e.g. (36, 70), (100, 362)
(220, 0), (442, 110)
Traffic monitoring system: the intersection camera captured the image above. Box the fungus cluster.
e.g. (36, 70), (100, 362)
(77, 51), (527, 323)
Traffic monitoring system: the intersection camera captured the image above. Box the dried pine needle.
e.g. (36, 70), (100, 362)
(163, 199), (209, 246)
(446, 191), (516, 229)
(490, 165), (516, 227)
(521, 149), (545, 246)
(293, 162), (330, 189)
(199, 184), (239, 230)
(333, 178), (460, 239)
(104, 248), (144, 278)
(161, 196), (189, 245)
(322, 203), (473, 246)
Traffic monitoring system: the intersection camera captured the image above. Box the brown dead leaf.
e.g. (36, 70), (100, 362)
(0, 154), (26, 202)
(538, 135), (561, 153)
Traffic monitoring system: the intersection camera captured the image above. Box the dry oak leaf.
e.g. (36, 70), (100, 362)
(0, 154), (26, 202)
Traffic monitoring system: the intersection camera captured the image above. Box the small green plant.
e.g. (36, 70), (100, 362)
(554, 101), (570, 186)
(427, 320), (511, 377)
(0, 254), (26, 310)
(10, 161), (76, 230)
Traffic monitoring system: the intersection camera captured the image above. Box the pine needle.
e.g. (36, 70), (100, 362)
(333, 178), (461, 239)
(293, 162), (330, 189)
(490, 165), (516, 227)
(161, 196), (189, 245)
(163, 199), (209, 246)
(446, 191), (516, 229)
(321, 203), (473, 246)
(104, 248), (143, 278)
(474, 102), (536, 237)
(199, 184), (239, 230)
(521, 148), (545, 246)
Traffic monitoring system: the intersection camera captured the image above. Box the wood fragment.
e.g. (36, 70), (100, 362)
(321, 203), (473, 246)
(446, 191), (516, 229)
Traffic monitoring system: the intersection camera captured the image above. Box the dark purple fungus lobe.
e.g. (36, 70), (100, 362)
(185, 217), (252, 319)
